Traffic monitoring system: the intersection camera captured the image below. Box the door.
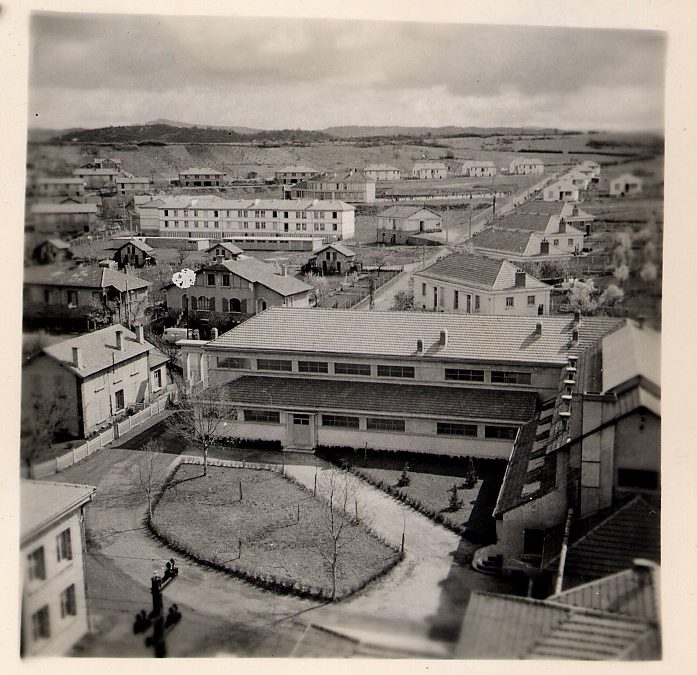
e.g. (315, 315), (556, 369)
(292, 414), (311, 446)
(336, 261), (341, 274)
(538, 304), (544, 316)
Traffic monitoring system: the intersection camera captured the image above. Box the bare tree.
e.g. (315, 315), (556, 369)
(135, 439), (165, 520)
(20, 389), (69, 471)
(165, 379), (238, 476)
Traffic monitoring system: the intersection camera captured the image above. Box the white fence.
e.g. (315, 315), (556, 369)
(28, 396), (169, 479)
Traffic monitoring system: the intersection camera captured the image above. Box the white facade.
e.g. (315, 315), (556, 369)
(412, 163), (448, 179)
(461, 161), (497, 178)
(509, 159), (545, 175)
(610, 174), (643, 197)
(543, 182), (580, 202)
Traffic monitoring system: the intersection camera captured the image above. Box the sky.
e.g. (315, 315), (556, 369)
(28, 12), (667, 132)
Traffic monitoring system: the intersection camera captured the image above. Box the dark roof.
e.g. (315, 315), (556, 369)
(496, 212), (555, 233)
(23, 264), (151, 292)
(114, 239), (154, 254)
(471, 227), (535, 254)
(36, 238), (71, 250)
(208, 308), (623, 366)
(215, 376), (538, 422)
(514, 201), (567, 216)
(313, 242), (356, 258)
(207, 241), (244, 255)
(377, 205), (441, 219)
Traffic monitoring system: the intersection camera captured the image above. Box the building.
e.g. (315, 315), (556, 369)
(21, 480), (96, 656)
(72, 167), (124, 189)
(285, 170), (376, 204)
(577, 160), (601, 181)
(30, 203), (99, 236)
(164, 257), (313, 317)
(23, 264), (151, 327)
(543, 181), (580, 202)
(494, 209), (586, 254)
(212, 235), (325, 252)
(306, 242), (357, 275)
(31, 239), (73, 265)
(112, 239), (156, 269)
(461, 160), (497, 178)
(179, 308), (623, 456)
(363, 164), (401, 181)
(178, 167), (226, 188)
(471, 227), (573, 265)
(411, 162), (448, 179)
(30, 177), (86, 200)
(206, 241), (244, 260)
(413, 253), (553, 316)
(22, 324), (170, 438)
(513, 200), (597, 237)
(562, 170), (592, 191)
(274, 166), (320, 185)
(375, 205), (442, 245)
(81, 157), (121, 170)
(610, 173), (643, 197)
(115, 176), (151, 195)
(136, 195), (355, 241)
(509, 158), (545, 175)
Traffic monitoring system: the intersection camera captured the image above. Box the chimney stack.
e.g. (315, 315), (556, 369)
(571, 328), (579, 342)
(439, 330), (448, 347)
(514, 270), (526, 288)
(540, 240), (550, 254)
(573, 310), (581, 324)
(416, 339), (424, 354)
(72, 347), (82, 369)
(211, 327), (219, 340)
(535, 322), (542, 336)
(559, 220), (566, 234)
(136, 325), (145, 344)
(115, 330), (123, 351)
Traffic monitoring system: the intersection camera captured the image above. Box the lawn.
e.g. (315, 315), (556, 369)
(152, 462), (400, 600)
(353, 466), (482, 533)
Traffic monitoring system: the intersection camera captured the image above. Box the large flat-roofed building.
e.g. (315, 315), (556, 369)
(21, 480), (96, 656)
(178, 167), (226, 188)
(274, 166), (320, 185)
(285, 170), (376, 204)
(509, 158), (545, 175)
(136, 195), (355, 241)
(30, 177), (86, 200)
(30, 203), (99, 236)
(181, 308), (622, 457)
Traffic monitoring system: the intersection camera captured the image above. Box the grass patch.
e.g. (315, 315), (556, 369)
(151, 462), (400, 600)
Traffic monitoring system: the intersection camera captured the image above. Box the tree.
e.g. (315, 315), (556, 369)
(391, 289), (414, 311)
(134, 439), (165, 521)
(599, 283), (625, 308)
(613, 263), (630, 284)
(448, 484), (462, 512)
(461, 457), (477, 490)
(165, 380), (238, 476)
(567, 279), (598, 314)
(396, 463), (410, 487)
(20, 390), (69, 470)
(640, 261), (658, 283)
(302, 272), (330, 304)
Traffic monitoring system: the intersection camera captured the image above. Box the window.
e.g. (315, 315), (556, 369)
(617, 469), (659, 490)
(523, 529), (545, 555)
(221, 298), (229, 312)
(437, 422), (477, 437)
(209, 297), (216, 312)
(230, 298), (242, 312)
(322, 415), (359, 429)
(114, 389), (125, 411)
(475, 295), (480, 310)
(153, 369), (163, 389)
(221, 274), (230, 287)
(198, 296), (209, 311)
(56, 528), (72, 562)
(454, 290), (459, 309)
(67, 290), (78, 307)
(367, 418), (405, 432)
(60, 584), (77, 618)
(505, 296), (514, 307)
(445, 368), (485, 382)
(207, 274), (215, 286)
(377, 365), (414, 378)
(335, 362), (371, 376)
(298, 361), (329, 374)
(27, 546), (46, 581)
(244, 409), (280, 424)
(491, 371), (532, 385)
(422, 283), (426, 296)
(553, 239), (560, 246)
(257, 358), (292, 372)
(527, 295), (536, 305)
(190, 296), (198, 310)
(217, 357), (250, 369)
(484, 425), (518, 440)
(32, 606), (50, 641)
(568, 238), (574, 246)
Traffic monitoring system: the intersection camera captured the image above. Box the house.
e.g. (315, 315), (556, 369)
(363, 164), (401, 181)
(562, 170), (592, 191)
(513, 200), (596, 237)
(30, 177), (86, 200)
(577, 160), (601, 181)
(495, 209), (586, 254)
(471, 227), (573, 265)
(306, 242), (357, 275)
(543, 181), (580, 202)
(285, 170), (376, 204)
(375, 205), (442, 245)
(178, 167), (226, 188)
(112, 239), (156, 268)
(476, 319), (659, 581)
(136, 195), (355, 241)
(21, 480), (96, 656)
(610, 173), (643, 197)
(274, 166), (320, 185)
(509, 158), (545, 175)
(179, 308), (623, 456)
(456, 561), (660, 659)
(30, 203), (99, 236)
(22, 324), (171, 438)
(72, 167), (123, 189)
(115, 176), (151, 195)
(461, 160), (496, 178)
(23, 264), (151, 328)
(206, 241), (244, 260)
(81, 157), (121, 170)
(31, 239), (73, 265)
(413, 253), (553, 316)
(411, 162), (448, 179)
(164, 257), (313, 318)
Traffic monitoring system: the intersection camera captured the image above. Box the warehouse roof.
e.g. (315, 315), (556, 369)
(31, 203), (99, 215)
(23, 264), (150, 292)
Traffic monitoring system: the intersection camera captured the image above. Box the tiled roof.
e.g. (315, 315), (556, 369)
(364, 164), (399, 171)
(376, 205), (440, 219)
(21, 480), (96, 544)
(42, 324), (153, 378)
(207, 307), (623, 366)
(471, 228), (535, 254)
(276, 166), (318, 174)
(23, 264), (151, 292)
(413, 161), (447, 170)
(207, 241), (244, 255)
(35, 177), (85, 184)
(415, 253), (550, 291)
(313, 242), (356, 258)
(214, 375), (538, 422)
(496, 212), (555, 233)
(179, 167), (225, 175)
(148, 347), (171, 369)
(513, 200), (569, 216)
(602, 320), (660, 394)
(115, 239), (154, 254)
(31, 203), (99, 214)
(215, 258), (312, 297)
(511, 157), (544, 165)
(138, 195), (354, 211)
(117, 176), (150, 183)
(42, 238), (71, 249)
(73, 168), (122, 176)
(462, 160), (495, 168)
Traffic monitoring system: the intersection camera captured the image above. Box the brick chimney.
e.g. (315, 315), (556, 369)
(514, 270), (526, 288)
(559, 220), (566, 234)
(136, 325), (145, 344)
(416, 339), (424, 354)
(115, 329), (123, 350)
(72, 347), (82, 369)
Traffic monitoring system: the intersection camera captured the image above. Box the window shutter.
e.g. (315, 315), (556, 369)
(209, 297), (216, 312)
(222, 298), (229, 312)
(240, 299), (247, 313)
(191, 296), (197, 310)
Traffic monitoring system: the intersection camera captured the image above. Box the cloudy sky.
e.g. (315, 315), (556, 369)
(29, 12), (666, 131)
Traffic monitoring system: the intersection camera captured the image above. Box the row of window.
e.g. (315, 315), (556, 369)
(27, 529), (72, 582)
(423, 283), (540, 310)
(163, 221), (339, 232)
(31, 585), (77, 642)
(218, 357), (533, 385)
(241, 409), (517, 439)
(163, 209), (341, 219)
(186, 297), (248, 313)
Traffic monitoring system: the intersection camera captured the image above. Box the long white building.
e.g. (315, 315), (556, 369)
(135, 195), (355, 241)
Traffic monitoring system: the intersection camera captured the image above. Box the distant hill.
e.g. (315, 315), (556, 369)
(322, 125), (571, 139)
(28, 127), (85, 142)
(146, 119), (261, 135)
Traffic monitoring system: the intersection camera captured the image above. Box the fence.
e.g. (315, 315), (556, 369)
(28, 396), (168, 479)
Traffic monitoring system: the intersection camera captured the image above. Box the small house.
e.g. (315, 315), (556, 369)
(113, 239), (156, 269)
(461, 161), (497, 178)
(363, 164), (401, 181)
(411, 162), (448, 180)
(610, 173), (643, 197)
(206, 241), (244, 261)
(375, 205), (442, 245)
(178, 167), (226, 188)
(30, 203), (99, 236)
(306, 242), (357, 275)
(32, 239), (73, 265)
(543, 181), (580, 202)
(509, 158), (545, 175)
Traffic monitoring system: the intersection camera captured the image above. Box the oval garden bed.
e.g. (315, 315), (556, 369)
(151, 462), (401, 601)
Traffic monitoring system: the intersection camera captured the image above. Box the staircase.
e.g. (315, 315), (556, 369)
(472, 553), (503, 576)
